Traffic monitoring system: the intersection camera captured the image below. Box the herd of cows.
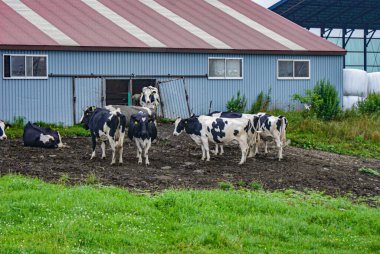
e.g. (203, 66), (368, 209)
(0, 86), (289, 166)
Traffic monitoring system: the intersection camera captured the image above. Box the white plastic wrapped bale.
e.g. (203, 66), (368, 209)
(343, 96), (365, 110)
(368, 72), (380, 94)
(343, 69), (368, 97)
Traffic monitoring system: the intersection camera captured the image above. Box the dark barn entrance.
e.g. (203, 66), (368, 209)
(106, 79), (156, 105)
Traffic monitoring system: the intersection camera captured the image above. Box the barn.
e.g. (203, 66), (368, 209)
(0, 0), (345, 126)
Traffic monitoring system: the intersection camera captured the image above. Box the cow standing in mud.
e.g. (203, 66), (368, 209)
(128, 112), (157, 165)
(80, 106), (126, 165)
(173, 115), (257, 165)
(253, 113), (289, 160)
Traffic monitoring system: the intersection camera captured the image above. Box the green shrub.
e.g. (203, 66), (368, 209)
(226, 90), (247, 113)
(249, 87), (272, 113)
(12, 116), (26, 128)
(358, 93), (380, 114)
(292, 79), (341, 121)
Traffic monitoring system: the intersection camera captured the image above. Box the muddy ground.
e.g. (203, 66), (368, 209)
(0, 123), (379, 199)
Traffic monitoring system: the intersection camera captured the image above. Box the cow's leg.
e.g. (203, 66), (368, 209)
(144, 140), (151, 165)
(202, 138), (210, 161)
(275, 138), (283, 161)
(101, 141), (106, 159)
(238, 138), (249, 165)
(220, 145), (224, 155)
(118, 133), (125, 165)
(200, 145), (205, 160)
(90, 134), (97, 160)
(135, 139), (143, 164)
(264, 141), (268, 154)
(107, 137), (117, 165)
(214, 144), (219, 155)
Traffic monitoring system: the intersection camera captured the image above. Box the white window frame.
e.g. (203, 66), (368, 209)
(208, 57), (243, 80)
(277, 59), (310, 80)
(3, 54), (48, 80)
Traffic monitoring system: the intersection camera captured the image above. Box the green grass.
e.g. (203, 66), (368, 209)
(0, 175), (379, 253)
(6, 124), (89, 139)
(270, 110), (380, 159)
(359, 167), (380, 177)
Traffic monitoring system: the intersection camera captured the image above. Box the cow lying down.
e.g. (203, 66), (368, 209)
(173, 115), (258, 165)
(0, 120), (11, 141)
(128, 112), (157, 165)
(23, 122), (64, 148)
(81, 106), (126, 165)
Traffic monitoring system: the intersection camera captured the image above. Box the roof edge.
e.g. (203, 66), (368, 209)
(0, 45), (346, 56)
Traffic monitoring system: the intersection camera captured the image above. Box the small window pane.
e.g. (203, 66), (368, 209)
(278, 61), (293, 78)
(226, 59), (242, 78)
(33, 57), (47, 77)
(209, 59), (225, 78)
(294, 61), (309, 78)
(26, 56), (33, 77)
(4, 55), (10, 77)
(11, 56), (25, 77)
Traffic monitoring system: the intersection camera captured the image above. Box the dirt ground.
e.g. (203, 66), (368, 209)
(1, 123), (379, 199)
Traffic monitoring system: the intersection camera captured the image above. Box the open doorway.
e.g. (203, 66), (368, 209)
(105, 79), (156, 106)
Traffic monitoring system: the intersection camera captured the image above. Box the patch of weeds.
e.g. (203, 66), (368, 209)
(249, 181), (263, 191)
(359, 167), (380, 177)
(158, 118), (176, 123)
(238, 180), (245, 188)
(218, 181), (234, 191)
(58, 174), (70, 185)
(85, 172), (99, 185)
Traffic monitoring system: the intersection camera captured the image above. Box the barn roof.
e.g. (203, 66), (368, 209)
(0, 0), (345, 55)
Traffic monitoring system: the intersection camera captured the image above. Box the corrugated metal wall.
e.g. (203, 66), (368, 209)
(159, 78), (189, 119)
(1, 50), (343, 125)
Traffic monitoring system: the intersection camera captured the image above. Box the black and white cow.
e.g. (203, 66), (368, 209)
(23, 122), (64, 148)
(173, 115), (255, 165)
(0, 120), (11, 141)
(208, 111), (261, 157)
(128, 112), (157, 165)
(140, 86), (160, 110)
(80, 106), (126, 165)
(252, 113), (289, 160)
(105, 105), (155, 127)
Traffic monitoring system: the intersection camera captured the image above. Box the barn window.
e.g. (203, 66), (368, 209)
(277, 59), (310, 79)
(3, 54), (48, 79)
(208, 58), (243, 79)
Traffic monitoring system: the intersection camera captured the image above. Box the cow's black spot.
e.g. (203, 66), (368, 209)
(234, 130), (239, 136)
(225, 121), (228, 124)
(183, 116), (202, 136)
(210, 118), (226, 143)
(259, 114), (271, 130)
(207, 126), (210, 132)
(141, 95), (146, 103)
(0, 124), (3, 137)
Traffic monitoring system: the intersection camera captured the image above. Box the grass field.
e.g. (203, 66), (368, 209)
(0, 175), (379, 253)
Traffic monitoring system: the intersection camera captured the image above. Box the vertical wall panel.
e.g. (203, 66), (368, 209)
(159, 79), (189, 119)
(1, 50), (343, 124)
(75, 78), (102, 123)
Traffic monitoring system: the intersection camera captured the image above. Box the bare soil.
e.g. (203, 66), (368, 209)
(1, 123), (379, 199)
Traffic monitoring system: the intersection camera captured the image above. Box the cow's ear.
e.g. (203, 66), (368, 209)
(91, 106), (96, 111)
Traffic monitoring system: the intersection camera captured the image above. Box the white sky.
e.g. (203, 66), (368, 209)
(252, 0), (279, 8)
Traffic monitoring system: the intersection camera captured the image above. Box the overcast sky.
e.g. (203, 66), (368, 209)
(252, 0), (279, 8)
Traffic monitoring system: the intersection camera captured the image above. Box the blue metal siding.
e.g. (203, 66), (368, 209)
(1, 50), (343, 125)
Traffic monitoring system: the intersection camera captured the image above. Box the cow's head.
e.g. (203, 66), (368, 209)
(80, 106), (96, 130)
(173, 117), (186, 136)
(128, 112), (157, 141)
(0, 121), (11, 140)
(140, 86), (160, 109)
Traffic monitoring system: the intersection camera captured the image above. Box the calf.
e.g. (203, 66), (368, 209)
(173, 115), (254, 165)
(0, 120), (11, 141)
(140, 86), (160, 110)
(253, 113), (289, 160)
(80, 106), (126, 165)
(128, 112), (157, 165)
(23, 122), (63, 148)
